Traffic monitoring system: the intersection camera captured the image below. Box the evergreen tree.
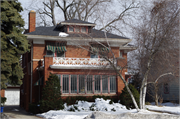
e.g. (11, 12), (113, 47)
(1, 0), (29, 89)
(40, 73), (64, 112)
(119, 84), (140, 109)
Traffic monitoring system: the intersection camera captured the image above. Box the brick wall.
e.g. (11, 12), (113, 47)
(24, 41), (128, 111)
(28, 11), (36, 33)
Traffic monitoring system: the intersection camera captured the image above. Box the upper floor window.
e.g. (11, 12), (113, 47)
(68, 26), (87, 33)
(81, 27), (86, 33)
(69, 26), (74, 32)
(90, 53), (98, 58)
(46, 42), (66, 57)
(47, 50), (54, 56)
(75, 27), (80, 32)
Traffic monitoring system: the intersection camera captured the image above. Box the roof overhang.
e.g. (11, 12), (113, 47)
(60, 22), (96, 27)
(25, 35), (132, 47)
(49, 65), (115, 70)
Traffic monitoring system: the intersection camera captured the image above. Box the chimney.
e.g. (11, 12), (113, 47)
(29, 10), (36, 33)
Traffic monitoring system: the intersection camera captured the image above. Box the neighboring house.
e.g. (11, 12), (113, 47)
(20, 10), (135, 111)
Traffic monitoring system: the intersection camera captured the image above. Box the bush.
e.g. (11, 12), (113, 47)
(119, 84), (140, 109)
(29, 103), (41, 114)
(39, 73), (64, 112)
(1, 96), (7, 106)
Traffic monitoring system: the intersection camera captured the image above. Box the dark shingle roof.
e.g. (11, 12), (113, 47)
(26, 26), (129, 39)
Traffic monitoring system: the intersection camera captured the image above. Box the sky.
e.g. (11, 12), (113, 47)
(18, 0), (144, 39)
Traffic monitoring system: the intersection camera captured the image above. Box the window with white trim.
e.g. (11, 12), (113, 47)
(63, 75), (69, 93)
(79, 75), (85, 93)
(86, 75), (93, 93)
(110, 76), (116, 93)
(102, 75), (108, 93)
(71, 75), (77, 93)
(59, 74), (116, 94)
(94, 75), (101, 93)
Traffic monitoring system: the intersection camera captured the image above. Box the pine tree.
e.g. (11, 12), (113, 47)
(40, 73), (64, 112)
(1, 0), (29, 89)
(119, 84), (140, 109)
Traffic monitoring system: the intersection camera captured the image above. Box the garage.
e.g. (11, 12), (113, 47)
(5, 86), (20, 105)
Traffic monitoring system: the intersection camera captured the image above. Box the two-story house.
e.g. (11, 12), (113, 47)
(20, 10), (135, 111)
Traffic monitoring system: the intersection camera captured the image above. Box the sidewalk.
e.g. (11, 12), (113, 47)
(1, 105), (42, 119)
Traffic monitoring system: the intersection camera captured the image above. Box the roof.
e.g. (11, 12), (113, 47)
(58, 19), (96, 27)
(26, 26), (129, 39)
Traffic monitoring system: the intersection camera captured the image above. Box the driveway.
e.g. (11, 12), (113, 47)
(1, 105), (43, 119)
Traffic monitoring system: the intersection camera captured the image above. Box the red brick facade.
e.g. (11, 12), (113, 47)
(20, 11), (131, 111)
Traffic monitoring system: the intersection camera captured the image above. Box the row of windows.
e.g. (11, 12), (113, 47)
(57, 74), (116, 94)
(68, 26), (87, 33)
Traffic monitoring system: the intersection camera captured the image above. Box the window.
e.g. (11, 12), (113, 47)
(57, 51), (65, 57)
(75, 27), (80, 32)
(94, 75), (101, 93)
(79, 75), (85, 93)
(60, 74), (116, 94)
(57, 74), (61, 86)
(110, 76), (116, 93)
(69, 26), (74, 32)
(71, 75), (77, 93)
(86, 75), (93, 93)
(164, 83), (169, 94)
(90, 53), (98, 58)
(119, 50), (123, 57)
(47, 50), (54, 56)
(81, 27), (86, 33)
(102, 75), (108, 93)
(63, 75), (69, 93)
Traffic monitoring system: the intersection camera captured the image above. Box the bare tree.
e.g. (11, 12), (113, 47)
(132, 0), (179, 109)
(24, 0), (139, 36)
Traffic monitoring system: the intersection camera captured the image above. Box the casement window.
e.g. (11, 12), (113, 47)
(86, 75), (93, 93)
(94, 75), (101, 93)
(62, 75), (69, 93)
(59, 74), (116, 94)
(102, 75), (108, 93)
(71, 75), (77, 93)
(79, 75), (85, 93)
(110, 76), (116, 93)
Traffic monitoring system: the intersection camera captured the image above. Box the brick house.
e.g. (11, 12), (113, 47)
(20, 10), (135, 111)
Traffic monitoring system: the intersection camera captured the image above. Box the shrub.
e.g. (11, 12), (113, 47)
(40, 73), (64, 112)
(119, 84), (140, 109)
(1, 96), (7, 106)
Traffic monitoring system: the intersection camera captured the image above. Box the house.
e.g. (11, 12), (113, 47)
(20, 10), (135, 111)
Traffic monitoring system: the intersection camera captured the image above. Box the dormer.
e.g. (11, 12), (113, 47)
(56, 19), (96, 34)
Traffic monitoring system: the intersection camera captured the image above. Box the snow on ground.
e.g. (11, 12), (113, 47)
(146, 102), (180, 115)
(37, 98), (180, 119)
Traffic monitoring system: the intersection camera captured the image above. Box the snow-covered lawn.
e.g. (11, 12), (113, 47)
(36, 98), (180, 119)
(146, 102), (180, 115)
